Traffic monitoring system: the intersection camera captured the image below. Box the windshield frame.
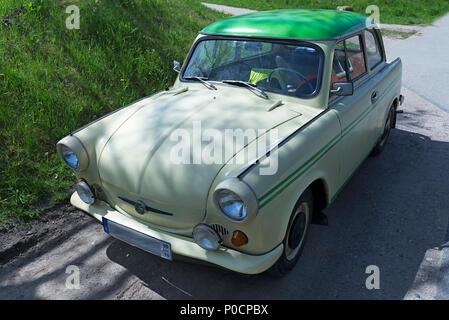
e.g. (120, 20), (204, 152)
(179, 35), (325, 99)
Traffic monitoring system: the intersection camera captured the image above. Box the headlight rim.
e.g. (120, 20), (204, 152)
(193, 223), (222, 251)
(216, 189), (247, 222)
(60, 145), (80, 170)
(76, 179), (96, 205)
(213, 178), (259, 223)
(56, 135), (89, 171)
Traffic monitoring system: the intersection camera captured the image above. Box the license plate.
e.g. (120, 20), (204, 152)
(102, 218), (172, 261)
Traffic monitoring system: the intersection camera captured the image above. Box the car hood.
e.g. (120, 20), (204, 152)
(98, 87), (307, 229)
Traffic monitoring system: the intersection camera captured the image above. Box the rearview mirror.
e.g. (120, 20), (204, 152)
(244, 42), (263, 51)
(173, 60), (181, 73)
(330, 82), (354, 96)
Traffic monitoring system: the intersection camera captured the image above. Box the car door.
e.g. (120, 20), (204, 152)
(363, 28), (394, 138)
(330, 34), (378, 186)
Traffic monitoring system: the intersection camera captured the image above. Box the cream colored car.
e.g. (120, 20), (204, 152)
(57, 10), (403, 275)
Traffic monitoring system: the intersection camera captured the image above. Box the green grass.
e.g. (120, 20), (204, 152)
(0, 0), (224, 226)
(207, 0), (449, 25)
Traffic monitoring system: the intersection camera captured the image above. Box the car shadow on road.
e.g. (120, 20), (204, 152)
(102, 127), (449, 299)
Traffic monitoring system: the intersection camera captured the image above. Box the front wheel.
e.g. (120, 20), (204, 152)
(371, 106), (395, 156)
(269, 188), (313, 276)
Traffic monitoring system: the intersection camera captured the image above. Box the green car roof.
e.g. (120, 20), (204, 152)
(201, 9), (375, 40)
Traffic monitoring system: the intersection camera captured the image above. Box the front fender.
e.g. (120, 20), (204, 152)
(204, 108), (340, 254)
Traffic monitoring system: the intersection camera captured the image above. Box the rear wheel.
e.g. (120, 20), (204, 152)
(269, 188), (313, 276)
(371, 106), (395, 156)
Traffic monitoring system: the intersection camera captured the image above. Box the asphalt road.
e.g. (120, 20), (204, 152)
(384, 15), (449, 113)
(1, 15), (448, 300)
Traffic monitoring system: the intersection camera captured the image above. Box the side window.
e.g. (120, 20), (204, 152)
(364, 29), (383, 69)
(331, 35), (367, 86)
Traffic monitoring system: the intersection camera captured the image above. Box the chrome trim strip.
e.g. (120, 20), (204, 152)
(118, 196), (174, 216)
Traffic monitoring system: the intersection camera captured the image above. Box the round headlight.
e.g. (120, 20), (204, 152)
(193, 224), (221, 251)
(216, 190), (247, 221)
(76, 180), (95, 204)
(61, 145), (80, 170)
(56, 136), (89, 171)
(213, 178), (259, 223)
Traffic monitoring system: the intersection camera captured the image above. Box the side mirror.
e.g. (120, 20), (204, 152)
(330, 82), (354, 96)
(173, 60), (181, 73)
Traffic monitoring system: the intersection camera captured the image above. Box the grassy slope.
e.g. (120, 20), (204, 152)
(207, 0), (449, 25)
(0, 0), (224, 226)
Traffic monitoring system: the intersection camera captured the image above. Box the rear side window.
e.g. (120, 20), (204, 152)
(331, 34), (367, 86)
(364, 29), (383, 69)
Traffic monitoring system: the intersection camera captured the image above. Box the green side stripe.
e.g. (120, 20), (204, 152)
(326, 133), (383, 207)
(260, 131), (341, 208)
(259, 104), (373, 203)
(258, 132), (340, 202)
(259, 102), (378, 208)
(341, 104), (375, 139)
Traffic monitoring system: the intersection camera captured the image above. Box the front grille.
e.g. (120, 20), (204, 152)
(211, 224), (229, 236)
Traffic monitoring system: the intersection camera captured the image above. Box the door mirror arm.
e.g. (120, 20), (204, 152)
(330, 82), (354, 96)
(330, 86), (342, 94)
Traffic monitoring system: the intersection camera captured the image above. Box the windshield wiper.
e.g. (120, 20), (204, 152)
(184, 76), (217, 90)
(221, 80), (268, 99)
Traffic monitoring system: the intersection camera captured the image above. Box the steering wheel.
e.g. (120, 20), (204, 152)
(268, 67), (314, 94)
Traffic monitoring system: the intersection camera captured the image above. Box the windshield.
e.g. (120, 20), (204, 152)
(182, 38), (322, 98)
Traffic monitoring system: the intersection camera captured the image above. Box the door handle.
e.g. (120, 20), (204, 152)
(371, 91), (379, 103)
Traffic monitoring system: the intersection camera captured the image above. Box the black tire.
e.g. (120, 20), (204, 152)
(268, 188), (313, 276)
(371, 105), (395, 156)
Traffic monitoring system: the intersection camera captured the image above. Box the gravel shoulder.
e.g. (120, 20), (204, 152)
(0, 201), (89, 264)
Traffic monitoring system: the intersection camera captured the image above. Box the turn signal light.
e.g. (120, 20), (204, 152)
(231, 230), (248, 247)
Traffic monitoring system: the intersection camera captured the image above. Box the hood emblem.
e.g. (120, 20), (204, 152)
(134, 200), (147, 215)
(118, 196), (174, 216)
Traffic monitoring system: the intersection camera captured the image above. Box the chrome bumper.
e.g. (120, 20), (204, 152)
(70, 192), (283, 274)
